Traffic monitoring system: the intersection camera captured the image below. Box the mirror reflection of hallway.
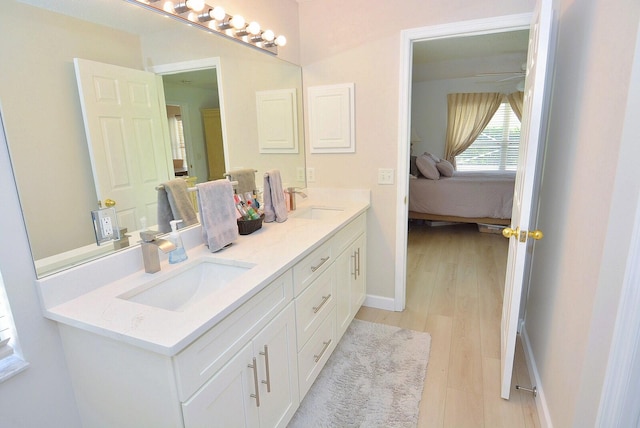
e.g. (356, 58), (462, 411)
(166, 105), (190, 177)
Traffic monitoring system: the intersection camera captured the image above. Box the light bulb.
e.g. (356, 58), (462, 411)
(163, 1), (175, 13)
(185, 0), (205, 12)
(231, 15), (245, 30)
(211, 6), (226, 21)
(247, 21), (261, 36)
(187, 11), (198, 22)
(262, 30), (275, 42)
(275, 35), (287, 47)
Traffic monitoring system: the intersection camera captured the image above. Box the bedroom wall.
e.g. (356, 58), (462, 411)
(411, 77), (520, 158)
(523, 0), (640, 425)
(298, 0), (535, 303)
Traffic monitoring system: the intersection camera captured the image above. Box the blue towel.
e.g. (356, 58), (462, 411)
(196, 180), (238, 252)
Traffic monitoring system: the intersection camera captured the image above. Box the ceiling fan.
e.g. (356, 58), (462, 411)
(475, 63), (526, 90)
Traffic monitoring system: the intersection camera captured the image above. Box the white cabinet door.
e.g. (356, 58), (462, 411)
(335, 247), (353, 340)
(182, 343), (260, 428)
(253, 304), (299, 428)
(183, 304), (299, 428)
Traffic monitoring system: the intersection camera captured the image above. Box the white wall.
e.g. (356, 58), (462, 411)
(524, 0), (640, 425)
(298, 0), (535, 301)
(0, 125), (81, 426)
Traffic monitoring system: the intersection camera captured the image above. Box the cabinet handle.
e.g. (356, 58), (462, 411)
(313, 294), (331, 313)
(259, 345), (271, 393)
(311, 256), (330, 272)
(351, 253), (357, 280)
(248, 357), (260, 407)
(356, 248), (361, 278)
(314, 339), (332, 363)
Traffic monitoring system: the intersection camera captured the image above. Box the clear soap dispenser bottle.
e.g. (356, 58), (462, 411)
(168, 220), (188, 264)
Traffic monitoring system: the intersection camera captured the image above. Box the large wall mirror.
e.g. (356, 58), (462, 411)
(1, 0), (305, 278)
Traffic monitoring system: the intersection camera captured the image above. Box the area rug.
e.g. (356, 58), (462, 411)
(288, 319), (432, 428)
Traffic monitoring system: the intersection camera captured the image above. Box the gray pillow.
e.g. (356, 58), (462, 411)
(436, 159), (454, 177)
(416, 154), (440, 180)
(410, 156), (419, 177)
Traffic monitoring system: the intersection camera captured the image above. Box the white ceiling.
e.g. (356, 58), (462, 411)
(412, 30), (529, 82)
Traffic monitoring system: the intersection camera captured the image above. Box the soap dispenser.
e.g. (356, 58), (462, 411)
(168, 220), (188, 264)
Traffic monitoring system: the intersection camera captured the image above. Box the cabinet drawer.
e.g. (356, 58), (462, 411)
(297, 307), (336, 399)
(174, 270), (293, 402)
(295, 265), (336, 350)
(293, 239), (332, 296)
(332, 213), (365, 256)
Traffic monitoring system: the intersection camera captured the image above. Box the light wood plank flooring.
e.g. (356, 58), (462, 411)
(355, 221), (540, 428)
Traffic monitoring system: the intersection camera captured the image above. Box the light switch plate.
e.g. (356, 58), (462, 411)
(307, 167), (316, 182)
(91, 208), (120, 245)
(378, 168), (394, 185)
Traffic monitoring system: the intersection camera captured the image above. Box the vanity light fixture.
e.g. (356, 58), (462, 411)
(127, 0), (286, 54)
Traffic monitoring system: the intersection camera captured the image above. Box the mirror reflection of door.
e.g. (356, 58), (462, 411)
(202, 108), (226, 180)
(165, 105), (190, 177)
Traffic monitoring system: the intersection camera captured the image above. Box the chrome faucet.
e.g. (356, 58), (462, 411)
(140, 230), (176, 274)
(286, 187), (308, 211)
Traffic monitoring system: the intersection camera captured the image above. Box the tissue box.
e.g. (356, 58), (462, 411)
(237, 214), (264, 235)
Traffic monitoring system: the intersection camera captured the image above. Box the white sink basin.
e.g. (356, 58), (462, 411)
(119, 259), (254, 312)
(293, 206), (344, 220)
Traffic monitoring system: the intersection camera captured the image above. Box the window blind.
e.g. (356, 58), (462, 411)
(456, 102), (521, 171)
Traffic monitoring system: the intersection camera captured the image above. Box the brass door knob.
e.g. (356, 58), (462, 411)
(502, 227), (520, 239)
(528, 230), (544, 240)
(104, 199), (116, 208)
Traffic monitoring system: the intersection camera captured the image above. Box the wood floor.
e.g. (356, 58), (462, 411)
(355, 221), (540, 428)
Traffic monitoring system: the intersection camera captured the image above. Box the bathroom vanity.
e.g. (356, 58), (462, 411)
(36, 189), (369, 428)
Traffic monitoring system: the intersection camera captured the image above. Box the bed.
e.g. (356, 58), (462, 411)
(408, 170), (516, 226)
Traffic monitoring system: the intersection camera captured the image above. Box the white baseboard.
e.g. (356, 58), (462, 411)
(520, 325), (553, 428)
(363, 294), (396, 311)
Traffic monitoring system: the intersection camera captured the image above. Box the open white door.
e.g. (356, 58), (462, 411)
(500, 0), (555, 399)
(74, 58), (173, 233)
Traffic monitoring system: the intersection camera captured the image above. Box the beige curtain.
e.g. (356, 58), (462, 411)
(444, 92), (503, 167)
(507, 91), (525, 121)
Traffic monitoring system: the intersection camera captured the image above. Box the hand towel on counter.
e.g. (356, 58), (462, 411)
(225, 168), (257, 195)
(157, 178), (198, 233)
(196, 179), (239, 252)
(263, 170), (288, 223)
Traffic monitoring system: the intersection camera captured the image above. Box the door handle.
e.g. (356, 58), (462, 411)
(104, 198), (116, 208)
(502, 227), (544, 242)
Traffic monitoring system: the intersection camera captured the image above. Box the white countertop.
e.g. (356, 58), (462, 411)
(37, 190), (369, 356)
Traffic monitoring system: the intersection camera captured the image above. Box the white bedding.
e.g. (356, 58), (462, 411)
(408, 170), (516, 220)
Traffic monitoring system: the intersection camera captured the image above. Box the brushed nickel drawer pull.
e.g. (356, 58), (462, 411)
(259, 345), (271, 393)
(355, 248), (361, 278)
(311, 256), (330, 272)
(313, 294), (331, 313)
(314, 339), (332, 363)
(351, 253), (357, 279)
(248, 357), (260, 407)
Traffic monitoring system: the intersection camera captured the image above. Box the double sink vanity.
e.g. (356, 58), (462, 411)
(36, 189), (370, 428)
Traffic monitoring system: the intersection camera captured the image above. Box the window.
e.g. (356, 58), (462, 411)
(456, 102), (521, 171)
(0, 271), (28, 382)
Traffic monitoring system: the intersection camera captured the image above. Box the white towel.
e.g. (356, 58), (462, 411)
(263, 170), (288, 223)
(157, 178), (198, 233)
(196, 180), (238, 252)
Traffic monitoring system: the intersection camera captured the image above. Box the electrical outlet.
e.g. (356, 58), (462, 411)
(91, 207), (120, 245)
(307, 167), (316, 183)
(297, 167), (305, 182)
(378, 168), (395, 185)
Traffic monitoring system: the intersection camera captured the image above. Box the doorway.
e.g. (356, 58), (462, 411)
(395, 13), (532, 311)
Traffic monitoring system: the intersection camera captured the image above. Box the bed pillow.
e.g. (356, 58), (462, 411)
(424, 152), (440, 163)
(416, 154), (440, 180)
(436, 159), (454, 177)
(410, 155), (420, 177)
